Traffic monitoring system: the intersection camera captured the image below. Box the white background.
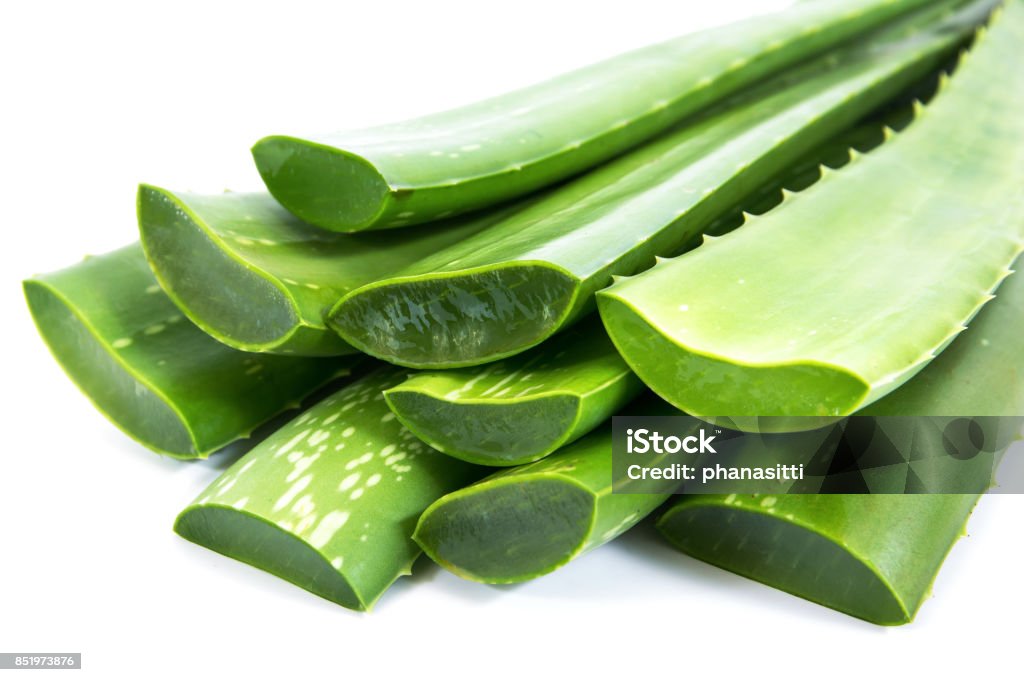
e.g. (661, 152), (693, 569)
(1, 1), (1020, 680)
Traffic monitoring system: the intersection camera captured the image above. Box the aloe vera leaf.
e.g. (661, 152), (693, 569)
(656, 251), (1024, 625)
(383, 317), (644, 466)
(137, 185), (514, 355)
(598, 4), (1024, 421)
(413, 398), (684, 583)
(328, 2), (983, 369)
(23, 244), (357, 458)
(252, 0), (942, 232)
(175, 367), (484, 610)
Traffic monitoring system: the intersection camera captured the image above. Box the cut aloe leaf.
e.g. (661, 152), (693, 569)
(658, 494), (983, 625)
(253, 0), (940, 232)
(598, 2), (1022, 421)
(413, 398), (682, 583)
(329, 1), (984, 368)
(175, 367), (484, 610)
(656, 249), (1024, 625)
(23, 244), (357, 458)
(137, 185), (515, 355)
(384, 317), (644, 466)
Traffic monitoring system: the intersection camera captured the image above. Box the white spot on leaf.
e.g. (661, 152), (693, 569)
(309, 511), (350, 548)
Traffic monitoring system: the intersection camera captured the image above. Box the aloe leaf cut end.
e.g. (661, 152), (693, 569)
(137, 184), (343, 355)
(175, 504), (366, 608)
(597, 294), (871, 418)
(656, 494), (978, 625)
(25, 275), (196, 456)
(252, 136), (392, 232)
(383, 389), (582, 466)
(414, 474), (597, 583)
(328, 263), (579, 368)
(175, 368), (485, 610)
(24, 244), (355, 457)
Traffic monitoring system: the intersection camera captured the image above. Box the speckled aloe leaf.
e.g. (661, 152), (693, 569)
(175, 367), (484, 610)
(598, 2), (1024, 422)
(23, 244), (357, 458)
(252, 0), (942, 232)
(137, 185), (514, 355)
(384, 317), (644, 466)
(328, 1), (984, 368)
(413, 398), (681, 583)
(656, 250), (1024, 625)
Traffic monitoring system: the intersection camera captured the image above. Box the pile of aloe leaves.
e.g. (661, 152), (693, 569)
(24, 0), (1024, 625)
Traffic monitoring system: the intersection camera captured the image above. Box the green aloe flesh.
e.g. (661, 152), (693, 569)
(328, 2), (984, 369)
(657, 251), (1024, 625)
(23, 244), (357, 458)
(598, 3), (1024, 421)
(383, 317), (644, 466)
(252, 0), (940, 232)
(137, 185), (514, 355)
(413, 399), (683, 583)
(175, 368), (484, 610)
